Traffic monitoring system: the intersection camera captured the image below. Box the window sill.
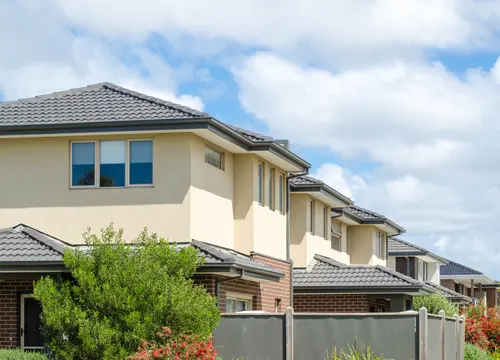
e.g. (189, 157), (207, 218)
(70, 184), (154, 190)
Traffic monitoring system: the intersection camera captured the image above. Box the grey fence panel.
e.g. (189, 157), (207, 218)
(444, 318), (456, 360)
(294, 314), (418, 360)
(428, 316), (442, 359)
(213, 315), (285, 360)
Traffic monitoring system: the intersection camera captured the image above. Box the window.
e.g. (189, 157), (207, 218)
(274, 299), (282, 313)
(71, 140), (153, 188)
(418, 260), (428, 281)
(323, 206), (329, 239)
(226, 298), (251, 313)
(129, 140), (153, 185)
(346, 227), (351, 254)
(100, 140), (125, 187)
(423, 262), (428, 281)
(278, 174), (285, 213)
(205, 146), (224, 170)
(375, 232), (386, 259)
(258, 163), (264, 205)
(309, 200), (315, 234)
(268, 168), (275, 210)
(331, 221), (342, 251)
(71, 142), (96, 186)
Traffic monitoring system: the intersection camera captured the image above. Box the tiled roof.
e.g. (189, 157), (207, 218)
(425, 281), (472, 303)
(441, 260), (483, 276)
(0, 225), (67, 263)
(344, 206), (385, 220)
(388, 238), (447, 263)
(332, 205), (405, 233)
(289, 176), (322, 186)
(189, 240), (285, 277)
(293, 254), (424, 290)
(0, 82), (274, 144)
(289, 176), (353, 206)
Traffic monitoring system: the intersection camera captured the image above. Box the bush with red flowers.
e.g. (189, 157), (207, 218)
(129, 327), (217, 360)
(464, 301), (500, 352)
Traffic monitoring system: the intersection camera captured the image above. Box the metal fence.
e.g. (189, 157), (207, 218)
(213, 307), (465, 360)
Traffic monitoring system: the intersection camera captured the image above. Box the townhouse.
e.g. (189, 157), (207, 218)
(0, 83), (310, 349)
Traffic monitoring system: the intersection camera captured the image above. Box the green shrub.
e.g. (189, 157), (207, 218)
(34, 224), (220, 360)
(326, 344), (390, 359)
(0, 350), (48, 360)
(413, 294), (458, 317)
(464, 343), (489, 360)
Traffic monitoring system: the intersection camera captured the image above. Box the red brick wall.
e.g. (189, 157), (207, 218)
(441, 279), (456, 292)
(0, 280), (34, 348)
(194, 254), (290, 313)
(293, 294), (371, 313)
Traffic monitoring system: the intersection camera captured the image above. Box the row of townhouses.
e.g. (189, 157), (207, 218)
(0, 83), (497, 350)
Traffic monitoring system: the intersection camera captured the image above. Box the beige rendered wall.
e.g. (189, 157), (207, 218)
(0, 133), (192, 244)
(290, 194), (308, 267)
(428, 262), (440, 284)
(387, 256), (396, 270)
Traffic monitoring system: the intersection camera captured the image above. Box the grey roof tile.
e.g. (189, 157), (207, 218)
(425, 281), (472, 302)
(441, 260), (483, 276)
(289, 175), (323, 186)
(290, 176), (353, 206)
(388, 238), (447, 263)
(187, 240), (285, 277)
(0, 82), (277, 144)
(293, 254), (424, 289)
(0, 225), (67, 263)
(344, 206), (385, 220)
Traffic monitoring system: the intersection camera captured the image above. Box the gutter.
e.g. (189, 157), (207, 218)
(286, 170), (309, 308)
(215, 270), (244, 308)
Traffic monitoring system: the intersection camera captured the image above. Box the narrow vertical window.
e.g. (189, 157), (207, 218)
(278, 174), (285, 213)
(331, 221), (342, 251)
(100, 140), (125, 187)
(268, 168), (275, 210)
(129, 140), (153, 185)
(258, 163), (264, 205)
(71, 142), (95, 186)
(309, 199), (315, 234)
(323, 206), (328, 239)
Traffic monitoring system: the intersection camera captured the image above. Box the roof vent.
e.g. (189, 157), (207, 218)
(275, 140), (290, 149)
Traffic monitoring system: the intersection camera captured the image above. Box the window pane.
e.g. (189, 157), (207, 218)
(205, 146), (223, 169)
(236, 300), (248, 312)
(309, 200), (315, 234)
(226, 299), (235, 313)
(72, 142), (95, 186)
(279, 175), (284, 213)
(130, 141), (153, 185)
(269, 169), (274, 209)
(100, 141), (125, 187)
(258, 163), (264, 204)
(331, 234), (341, 251)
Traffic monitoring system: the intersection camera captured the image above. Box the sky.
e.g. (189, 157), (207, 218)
(3, 0), (500, 278)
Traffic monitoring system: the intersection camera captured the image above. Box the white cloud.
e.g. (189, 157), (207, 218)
(311, 163), (366, 199)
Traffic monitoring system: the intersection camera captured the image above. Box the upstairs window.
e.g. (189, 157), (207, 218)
(71, 140), (153, 188)
(309, 199), (315, 235)
(331, 221), (342, 251)
(278, 174), (285, 214)
(205, 146), (224, 170)
(71, 142), (96, 186)
(375, 232), (386, 260)
(268, 168), (275, 210)
(258, 162), (264, 205)
(346, 227), (351, 254)
(323, 206), (329, 239)
(418, 260), (429, 281)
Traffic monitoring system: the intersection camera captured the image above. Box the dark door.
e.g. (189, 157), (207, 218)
(22, 296), (44, 349)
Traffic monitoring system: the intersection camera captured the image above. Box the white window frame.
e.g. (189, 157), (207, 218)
(204, 144), (224, 170)
(70, 139), (154, 189)
(20, 294), (44, 351)
(331, 221), (342, 251)
(257, 162), (264, 205)
(309, 199), (315, 235)
(268, 168), (275, 210)
(225, 293), (253, 313)
(375, 232), (386, 260)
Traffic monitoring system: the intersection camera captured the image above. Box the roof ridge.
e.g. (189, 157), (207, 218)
(444, 259), (483, 275)
(191, 239), (235, 263)
(313, 254), (346, 267)
(349, 205), (386, 219)
(14, 224), (68, 255)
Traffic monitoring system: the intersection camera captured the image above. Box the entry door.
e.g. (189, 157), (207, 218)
(20, 295), (44, 350)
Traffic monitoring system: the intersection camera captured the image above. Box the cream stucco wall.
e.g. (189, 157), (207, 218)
(290, 194), (350, 267)
(428, 262), (440, 284)
(387, 256), (396, 270)
(348, 226), (387, 266)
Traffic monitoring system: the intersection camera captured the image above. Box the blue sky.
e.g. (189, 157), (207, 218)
(3, 0), (500, 278)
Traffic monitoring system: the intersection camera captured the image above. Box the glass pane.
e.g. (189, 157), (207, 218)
(331, 221), (342, 234)
(24, 298), (43, 347)
(72, 142), (95, 186)
(331, 234), (341, 251)
(205, 146), (223, 169)
(258, 164), (263, 204)
(279, 175), (284, 212)
(130, 141), (153, 185)
(268, 169), (274, 209)
(226, 299), (235, 313)
(236, 300), (248, 312)
(100, 141), (125, 187)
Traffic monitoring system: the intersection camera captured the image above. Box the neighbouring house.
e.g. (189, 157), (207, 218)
(387, 237), (472, 304)
(288, 177), (432, 312)
(440, 260), (499, 308)
(0, 83), (311, 349)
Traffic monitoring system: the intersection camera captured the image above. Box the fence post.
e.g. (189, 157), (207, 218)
(286, 306), (294, 360)
(439, 310), (445, 360)
(453, 314), (460, 360)
(459, 315), (465, 360)
(419, 307), (428, 360)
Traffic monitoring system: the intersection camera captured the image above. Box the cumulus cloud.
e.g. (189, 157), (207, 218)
(311, 163), (366, 199)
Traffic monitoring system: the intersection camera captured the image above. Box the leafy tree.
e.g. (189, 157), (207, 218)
(34, 225), (219, 360)
(413, 293), (459, 317)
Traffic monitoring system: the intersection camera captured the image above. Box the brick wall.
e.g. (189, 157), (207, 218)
(194, 254), (290, 313)
(441, 279), (456, 292)
(293, 294), (371, 313)
(0, 280), (33, 348)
